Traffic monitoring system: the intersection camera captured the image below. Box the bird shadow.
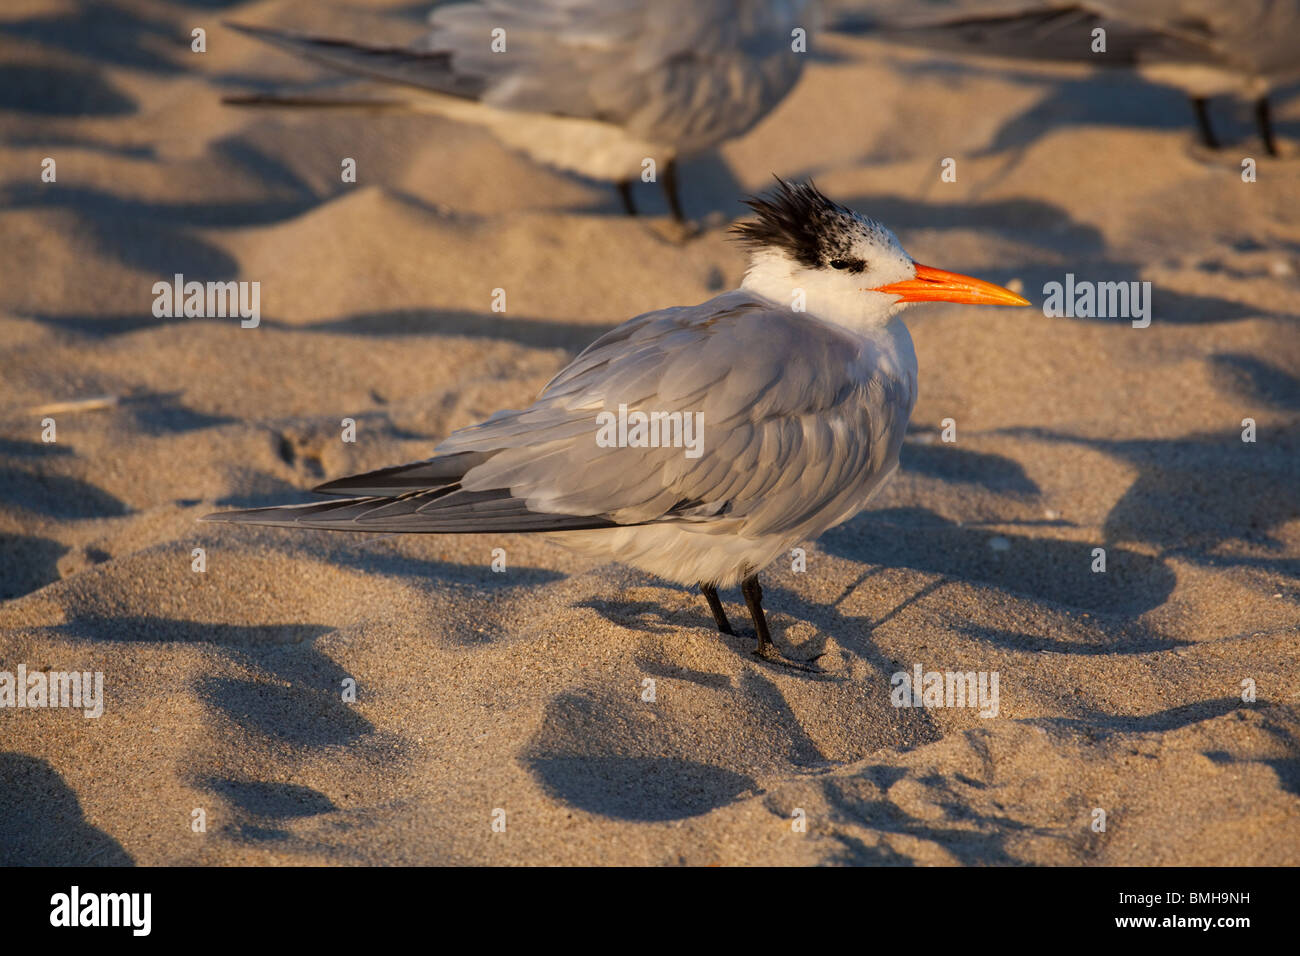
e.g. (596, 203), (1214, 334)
(810, 766), (1043, 865)
(900, 435), (1040, 496)
(1004, 425), (1300, 575)
(983, 73), (1202, 153)
(0, 131), (340, 283)
(54, 613), (373, 747)
(579, 574), (944, 744)
(0, 4), (184, 74)
(22, 307), (607, 355)
(821, 506), (1179, 620)
(1031, 696), (1250, 736)
(317, 542), (566, 591)
(113, 391), (239, 435)
(886, 56), (1300, 155)
(523, 669), (839, 822)
(522, 688), (759, 821)
(0, 438), (73, 458)
(0, 467), (130, 520)
(196, 776), (338, 844)
(264, 309), (607, 351)
(0, 533), (67, 601)
(0, 64), (136, 117)
(213, 472), (311, 509)
(1208, 353), (1300, 413)
(785, 695), (1290, 864)
(527, 753), (757, 822)
(5, 176), (313, 230)
(0, 753), (134, 865)
(644, 152), (746, 222)
(1, 183), (247, 280)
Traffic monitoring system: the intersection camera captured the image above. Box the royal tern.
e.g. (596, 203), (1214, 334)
(226, 1), (818, 221)
(203, 180), (1029, 655)
(849, 0), (1299, 155)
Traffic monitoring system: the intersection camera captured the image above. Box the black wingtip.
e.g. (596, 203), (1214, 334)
(198, 509), (260, 524)
(224, 21), (289, 39)
(310, 476), (353, 495)
(223, 21), (276, 41)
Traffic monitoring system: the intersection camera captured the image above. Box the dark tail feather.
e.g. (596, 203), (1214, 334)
(224, 21), (486, 100)
(222, 92), (413, 110)
(311, 451), (491, 496)
(872, 7), (1214, 67)
(202, 486), (621, 534)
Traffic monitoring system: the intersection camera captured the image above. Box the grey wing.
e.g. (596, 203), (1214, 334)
(436, 292), (908, 538)
(230, 1), (812, 150)
(1090, 0), (1300, 76)
(864, 1), (1225, 68)
(205, 294), (908, 538)
(223, 22), (489, 100)
(200, 447), (624, 533)
(424, 0), (815, 145)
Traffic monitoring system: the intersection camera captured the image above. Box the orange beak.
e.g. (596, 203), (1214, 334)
(874, 263), (1030, 307)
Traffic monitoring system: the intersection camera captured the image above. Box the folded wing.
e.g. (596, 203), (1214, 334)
(205, 292), (909, 539)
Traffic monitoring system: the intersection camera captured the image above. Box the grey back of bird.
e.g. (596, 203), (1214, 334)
(435, 291), (915, 541)
(414, 0), (820, 154)
(847, 0), (1300, 88)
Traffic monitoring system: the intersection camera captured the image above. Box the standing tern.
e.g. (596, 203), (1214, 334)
(226, 1), (818, 222)
(848, 0), (1300, 155)
(203, 180), (1029, 656)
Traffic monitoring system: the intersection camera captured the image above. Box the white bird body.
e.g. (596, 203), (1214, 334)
(418, 99), (665, 182)
(1135, 61), (1267, 101)
(205, 181), (1027, 653)
(520, 294), (919, 588)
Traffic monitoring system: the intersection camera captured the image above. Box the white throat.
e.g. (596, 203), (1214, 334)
(739, 249), (912, 334)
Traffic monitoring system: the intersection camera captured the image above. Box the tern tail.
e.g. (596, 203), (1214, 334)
(202, 451), (621, 533)
(201, 489), (621, 534)
(224, 21), (487, 101)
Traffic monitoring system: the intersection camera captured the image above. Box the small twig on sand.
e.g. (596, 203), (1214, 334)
(25, 395), (120, 416)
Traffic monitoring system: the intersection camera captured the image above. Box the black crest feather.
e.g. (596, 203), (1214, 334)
(731, 178), (867, 270)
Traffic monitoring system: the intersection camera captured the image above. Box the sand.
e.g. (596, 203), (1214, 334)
(1, 0), (1298, 866)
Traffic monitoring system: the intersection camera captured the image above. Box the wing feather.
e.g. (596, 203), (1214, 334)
(207, 291), (912, 540)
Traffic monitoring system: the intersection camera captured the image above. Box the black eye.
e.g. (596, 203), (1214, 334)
(829, 258), (865, 273)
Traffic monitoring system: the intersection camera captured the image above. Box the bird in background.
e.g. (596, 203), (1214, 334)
(204, 181), (1029, 658)
(836, 0), (1299, 155)
(225, 0), (820, 223)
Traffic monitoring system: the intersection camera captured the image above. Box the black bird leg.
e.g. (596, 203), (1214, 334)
(699, 583), (732, 635)
(616, 179), (637, 216)
(1191, 97), (1219, 149)
(1256, 95), (1279, 157)
(740, 573), (772, 656)
(661, 158), (687, 224)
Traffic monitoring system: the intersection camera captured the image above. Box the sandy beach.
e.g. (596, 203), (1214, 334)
(1, 0), (1298, 865)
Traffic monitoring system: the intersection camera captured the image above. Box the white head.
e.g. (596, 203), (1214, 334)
(734, 179), (1028, 331)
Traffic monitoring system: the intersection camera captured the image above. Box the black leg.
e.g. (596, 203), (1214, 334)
(1256, 95), (1279, 157)
(661, 158), (687, 224)
(740, 574), (772, 656)
(699, 583), (733, 635)
(1191, 97), (1219, 149)
(616, 179), (637, 216)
